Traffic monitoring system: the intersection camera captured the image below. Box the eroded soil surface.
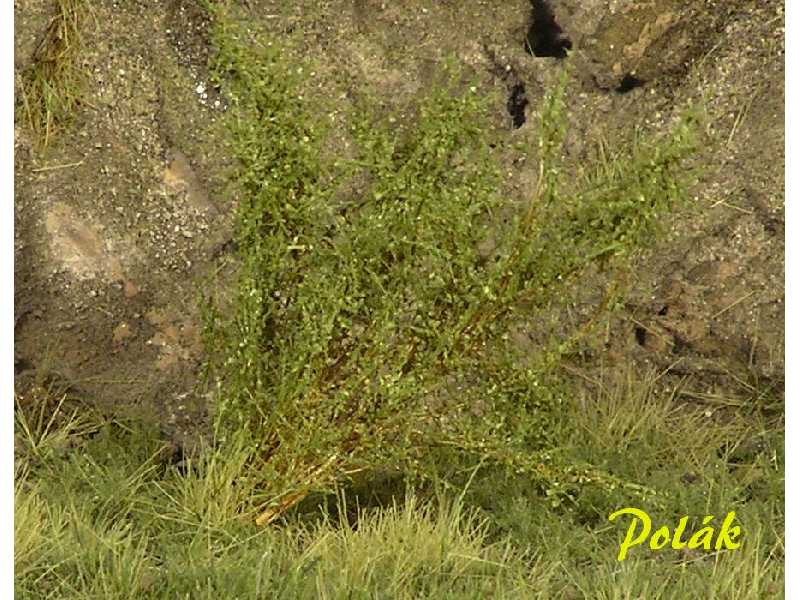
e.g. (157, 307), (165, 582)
(14, 0), (784, 448)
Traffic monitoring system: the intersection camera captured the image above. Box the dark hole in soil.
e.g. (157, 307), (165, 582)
(525, 0), (572, 58)
(507, 83), (529, 128)
(616, 74), (645, 93)
(658, 305), (669, 316)
(634, 326), (647, 346)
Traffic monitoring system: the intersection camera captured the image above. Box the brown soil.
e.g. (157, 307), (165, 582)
(14, 0), (784, 446)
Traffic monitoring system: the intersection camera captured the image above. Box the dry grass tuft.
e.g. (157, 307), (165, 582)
(19, 0), (89, 148)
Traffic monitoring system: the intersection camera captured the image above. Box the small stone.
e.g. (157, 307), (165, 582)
(124, 280), (140, 298)
(113, 322), (134, 344)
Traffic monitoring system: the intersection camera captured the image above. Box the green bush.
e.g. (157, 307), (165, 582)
(201, 9), (702, 521)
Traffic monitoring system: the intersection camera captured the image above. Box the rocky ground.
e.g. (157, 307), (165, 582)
(14, 0), (784, 448)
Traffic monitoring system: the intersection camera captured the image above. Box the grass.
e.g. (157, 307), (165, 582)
(14, 4), (783, 597)
(13, 368), (783, 598)
(18, 0), (90, 148)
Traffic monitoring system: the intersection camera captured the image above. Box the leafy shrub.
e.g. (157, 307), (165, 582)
(202, 9), (700, 522)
